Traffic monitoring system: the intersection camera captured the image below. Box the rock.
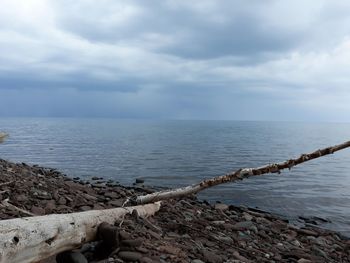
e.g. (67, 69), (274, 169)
(216, 235), (233, 243)
(192, 260), (205, 263)
(45, 200), (56, 213)
(297, 259), (312, 263)
(56, 252), (88, 263)
(16, 194), (27, 202)
(119, 230), (132, 240)
(158, 245), (182, 255)
(98, 222), (119, 248)
(140, 257), (155, 263)
(135, 178), (145, 184)
(108, 199), (124, 207)
(121, 239), (143, 247)
(79, 206), (91, 211)
(118, 251), (142, 261)
(243, 212), (253, 221)
(214, 203), (229, 211)
(296, 228), (318, 237)
(202, 250), (223, 263)
(31, 206), (45, 215)
(231, 221), (254, 231)
(104, 192), (118, 199)
(232, 251), (249, 262)
(58, 197), (67, 205)
(291, 239), (301, 247)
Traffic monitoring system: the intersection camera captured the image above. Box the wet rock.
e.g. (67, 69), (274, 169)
(135, 178), (145, 184)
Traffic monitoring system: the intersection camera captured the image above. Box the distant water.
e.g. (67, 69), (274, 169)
(0, 118), (350, 236)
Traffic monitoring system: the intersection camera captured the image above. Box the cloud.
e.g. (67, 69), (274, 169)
(0, 0), (350, 121)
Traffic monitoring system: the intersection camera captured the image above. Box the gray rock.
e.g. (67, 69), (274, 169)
(121, 238), (143, 247)
(135, 178), (145, 184)
(214, 203), (229, 211)
(108, 199), (124, 207)
(232, 221), (254, 231)
(202, 250), (223, 263)
(118, 251), (143, 261)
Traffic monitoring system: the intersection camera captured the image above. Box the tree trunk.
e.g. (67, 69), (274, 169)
(135, 140), (350, 204)
(0, 202), (161, 263)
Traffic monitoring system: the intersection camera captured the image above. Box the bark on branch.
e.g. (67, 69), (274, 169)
(135, 140), (350, 204)
(0, 202), (161, 263)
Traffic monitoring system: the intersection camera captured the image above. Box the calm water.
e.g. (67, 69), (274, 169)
(0, 118), (350, 236)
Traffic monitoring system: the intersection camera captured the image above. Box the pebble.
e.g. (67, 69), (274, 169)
(118, 251), (143, 261)
(232, 221), (254, 230)
(214, 203), (229, 211)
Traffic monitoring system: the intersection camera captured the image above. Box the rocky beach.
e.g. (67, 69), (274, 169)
(0, 159), (349, 263)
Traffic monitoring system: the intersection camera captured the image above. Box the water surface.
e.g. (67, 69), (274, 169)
(0, 118), (349, 236)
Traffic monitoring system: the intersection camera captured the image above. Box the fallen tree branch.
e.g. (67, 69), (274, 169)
(0, 198), (35, 216)
(0, 202), (161, 263)
(135, 140), (350, 204)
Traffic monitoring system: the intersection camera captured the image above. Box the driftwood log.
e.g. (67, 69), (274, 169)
(135, 140), (350, 204)
(0, 202), (161, 263)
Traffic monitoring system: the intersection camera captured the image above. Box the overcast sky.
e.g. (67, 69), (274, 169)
(1, 0), (350, 121)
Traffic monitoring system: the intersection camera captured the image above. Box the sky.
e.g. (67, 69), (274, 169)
(1, 0), (350, 121)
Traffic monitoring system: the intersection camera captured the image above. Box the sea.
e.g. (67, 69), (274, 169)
(0, 118), (349, 236)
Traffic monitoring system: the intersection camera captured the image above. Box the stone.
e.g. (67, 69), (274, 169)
(118, 251), (142, 261)
(119, 230), (132, 240)
(79, 205), (91, 211)
(56, 252), (88, 263)
(140, 257), (155, 263)
(231, 221), (254, 231)
(135, 178), (145, 184)
(108, 199), (124, 207)
(31, 206), (45, 215)
(58, 197), (66, 205)
(214, 203), (229, 211)
(104, 191), (118, 199)
(202, 250), (223, 263)
(192, 260), (205, 263)
(121, 239), (143, 247)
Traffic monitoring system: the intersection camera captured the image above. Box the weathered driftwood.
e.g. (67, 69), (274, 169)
(0, 132), (8, 143)
(0, 202), (161, 263)
(135, 140), (350, 204)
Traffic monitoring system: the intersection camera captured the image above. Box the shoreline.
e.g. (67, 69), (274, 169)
(0, 159), (349, 262)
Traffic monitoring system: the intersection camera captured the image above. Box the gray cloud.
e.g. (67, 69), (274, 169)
(0, 0), (350, 121)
